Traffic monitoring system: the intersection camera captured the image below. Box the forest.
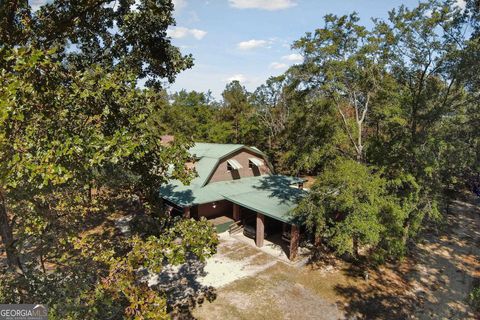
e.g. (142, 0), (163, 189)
(0, 0), (479, 319)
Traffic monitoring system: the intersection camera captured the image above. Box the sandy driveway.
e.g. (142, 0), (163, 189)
(194, 233), (346, 320)
(193, 196), (480, 320)
(198, 233), (278, 288)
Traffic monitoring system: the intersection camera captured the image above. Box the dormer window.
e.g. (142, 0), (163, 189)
(248, 158), (264, 168)
(227, 159), (243, 171)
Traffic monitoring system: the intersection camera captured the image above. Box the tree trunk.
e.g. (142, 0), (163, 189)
(0, 189), (23, 274)
(357, 121), (363, 162)
(353, 237), (359, 259)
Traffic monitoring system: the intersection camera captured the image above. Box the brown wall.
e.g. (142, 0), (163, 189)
(207, 149), (271, 184)
(197, 200), (233, 218)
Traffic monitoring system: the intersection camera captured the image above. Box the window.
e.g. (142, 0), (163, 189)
(227, 159), (243, 171)
(248, 158), (264, 168)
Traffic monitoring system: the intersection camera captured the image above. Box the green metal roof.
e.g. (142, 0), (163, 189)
(160, 143), (304, 223)
(186, 143), (271, 187)
(189, 143), (245, 159)
(159, 175), (306, 223)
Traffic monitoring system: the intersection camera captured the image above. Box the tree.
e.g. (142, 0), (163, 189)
(0, 45), (217, 319)
(370, 0), (469, 181)
(292, 13), (387, 162)
(277, 97), (340, 175)
(295, 159), (386, 259)
(157, 90), (223, 142)
(0, 0), (192, 87)
(287, 1), (471, 263)
(252, 75), (292, 152)
(221, 81), (260, 145)
(295, 159), (428, 263)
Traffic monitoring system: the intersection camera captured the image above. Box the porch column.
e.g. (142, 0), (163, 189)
(256, 213), (264, 247)
(233, 203), (240, 221)
(289, 224), (299, 261)
(183, 206), (190, 219)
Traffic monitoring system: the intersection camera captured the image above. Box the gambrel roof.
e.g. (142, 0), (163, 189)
(159, 143), (305, 223)
(187, 143), (272, 187)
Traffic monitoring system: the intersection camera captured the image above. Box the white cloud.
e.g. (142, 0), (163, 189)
(455, 0), (466, 9)
(269, 62), (288, 70)
(229, 0), (297, 11)
(29, 0), (50, 11)
(227, 74), (247, 83)
(189, 29), (207, 39)
(167, 27), (207, 40)
(282, 53), (303, 63)
(172, 0), (187, 11)
(237, 39), (269, 50)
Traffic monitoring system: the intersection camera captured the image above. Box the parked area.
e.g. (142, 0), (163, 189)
(195, 233), (346, 320)
(193, 197), (480, 320)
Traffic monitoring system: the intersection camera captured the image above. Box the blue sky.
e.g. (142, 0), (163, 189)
(30, 0), (465, 98)
(167, 0), (425, 98)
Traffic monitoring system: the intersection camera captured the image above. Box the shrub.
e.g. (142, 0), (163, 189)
(468, 284), (480, 312)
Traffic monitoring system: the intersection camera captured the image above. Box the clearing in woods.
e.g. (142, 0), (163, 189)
(194, 196), (480, 320)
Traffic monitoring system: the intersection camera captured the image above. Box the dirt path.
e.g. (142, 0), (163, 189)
(335, 197), (480, 319)
(409, 198), (480, 319)
(193, 233), (348, 320)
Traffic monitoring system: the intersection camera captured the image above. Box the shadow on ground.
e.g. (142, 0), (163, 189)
(334, 196), (480, 320)
(334, 263), (417, 319)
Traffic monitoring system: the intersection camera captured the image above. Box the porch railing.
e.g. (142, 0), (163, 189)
(228, 220), (243, 235)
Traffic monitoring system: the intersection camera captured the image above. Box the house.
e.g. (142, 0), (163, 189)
(159, 142), (306, 260)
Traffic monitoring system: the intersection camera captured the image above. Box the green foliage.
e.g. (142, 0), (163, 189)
(291, 12), (389, 162)
(0, 3), (479, 319)
(221, 81), (261, 145)
(0, 45), (214, 318)
(0, 46), (193, 195)
(295, 159), (386, 257)
(0, 1), (221, 319)
(0, 216), (218, 319)
(275, 0), (478, 264)
(468, 284), (480, 312)
(295, 159), (433, 263)
(278, 98), (340, 175)
(141, 0), (480, 267)
(0, 0), (192, 86)
(88, 218), (218, 319)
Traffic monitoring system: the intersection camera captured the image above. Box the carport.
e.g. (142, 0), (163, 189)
(223, 187), (303, 260)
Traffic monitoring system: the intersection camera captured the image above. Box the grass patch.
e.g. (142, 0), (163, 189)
(224, 245), (259, 261)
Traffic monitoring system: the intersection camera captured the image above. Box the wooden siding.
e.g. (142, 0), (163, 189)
(207, 149), (271, 184)
(197, 200), (233, 218)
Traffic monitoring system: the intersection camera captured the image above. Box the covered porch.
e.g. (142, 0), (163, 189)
(161, 175), (306, 261)
(229, 203), (301, 261)
(182, 196), (303, 261)
(184, 202), (301, 261)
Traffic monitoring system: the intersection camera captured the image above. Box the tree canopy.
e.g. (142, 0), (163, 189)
(1, 0), (479, 318)
(155, 0), (479, 263)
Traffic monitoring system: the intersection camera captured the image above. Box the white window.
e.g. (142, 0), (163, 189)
(227, 159), (243, 171)
(248, 158), (264, 168)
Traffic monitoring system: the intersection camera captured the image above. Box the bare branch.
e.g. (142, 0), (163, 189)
(332, 95), (360, 155)
(359, 92), (370, 124)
